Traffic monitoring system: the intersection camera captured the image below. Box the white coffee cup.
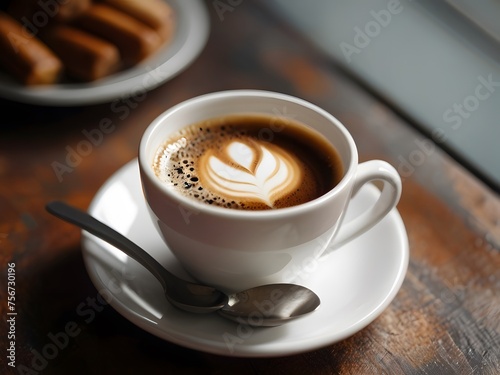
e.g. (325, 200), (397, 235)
(139, 90), (402, 293)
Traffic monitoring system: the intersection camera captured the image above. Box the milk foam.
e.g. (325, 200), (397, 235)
(198, 139), (302, 208)
(152, 114), (342, 210)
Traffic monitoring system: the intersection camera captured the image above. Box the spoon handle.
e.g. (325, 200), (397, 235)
(45, 200), (178, 291)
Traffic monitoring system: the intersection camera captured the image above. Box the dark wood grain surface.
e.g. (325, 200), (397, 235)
(1, 1), (499, 374)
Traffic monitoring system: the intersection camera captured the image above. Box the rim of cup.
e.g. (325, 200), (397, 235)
(139, 89), (358, 219)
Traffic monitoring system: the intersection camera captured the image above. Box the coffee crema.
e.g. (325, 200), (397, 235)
(152, 114), (343, 210)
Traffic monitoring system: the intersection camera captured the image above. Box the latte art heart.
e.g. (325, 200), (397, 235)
(198, 139), (303, 208)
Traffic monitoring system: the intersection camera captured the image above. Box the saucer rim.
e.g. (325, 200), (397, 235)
(81, 159), (409, 357)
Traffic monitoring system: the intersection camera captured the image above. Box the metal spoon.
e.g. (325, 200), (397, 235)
(46, 201), (320, 326)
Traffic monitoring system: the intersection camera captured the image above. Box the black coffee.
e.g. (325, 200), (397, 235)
(153, 114), (343, 210)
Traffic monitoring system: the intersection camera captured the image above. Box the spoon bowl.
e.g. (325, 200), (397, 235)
(46, 201), (320, 326)
(219, 284), (320, 326)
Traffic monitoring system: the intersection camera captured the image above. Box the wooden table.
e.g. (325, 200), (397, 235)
(1, 1), (499, 374)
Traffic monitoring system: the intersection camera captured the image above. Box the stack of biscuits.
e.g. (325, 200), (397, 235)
(0, 0), (175, 85)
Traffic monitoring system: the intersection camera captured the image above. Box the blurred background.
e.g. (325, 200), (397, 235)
(268, 0), (500, 192)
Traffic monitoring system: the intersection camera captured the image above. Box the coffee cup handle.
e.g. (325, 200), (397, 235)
(330, 160), (402, 249)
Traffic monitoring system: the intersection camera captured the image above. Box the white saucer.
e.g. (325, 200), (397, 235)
(0, 0), (209, 106)
(81, 159), (409, 357)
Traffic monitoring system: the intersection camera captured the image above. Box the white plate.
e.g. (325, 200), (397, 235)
(0, 0), (209, 106)
(81, 159), (409, 357)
